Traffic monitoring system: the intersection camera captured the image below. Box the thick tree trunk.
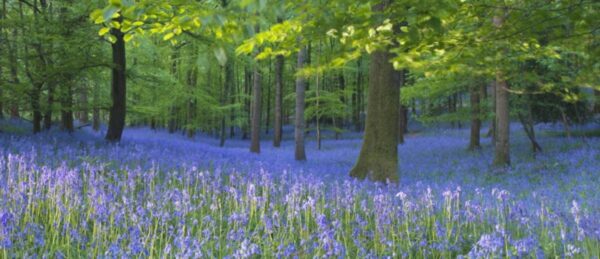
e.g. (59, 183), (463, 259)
(468, 85), (482, 150)
(250, 24), (262, 153)
(295, 45), (308, 161)
(350, 50), (399, 183)
(105, 15), (127, 142)
(273, 54), (284, 147)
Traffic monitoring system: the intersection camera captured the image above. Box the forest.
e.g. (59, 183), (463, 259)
(0, 0), (599, 258)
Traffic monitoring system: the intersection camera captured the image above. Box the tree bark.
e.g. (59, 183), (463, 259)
(397, 69), (407, 144)
(43, 83), (54, 130)
(492, 10), (510, 167)
(350, 52), (399, 182)
(61, 84), (74, 132)
(468, 85), (482, 150)
(220, 60), (234, 147)
(242, 67), (251, 139)
(295, 45), (308, 161)
(273, 54), (284, 147)
(79, 86), (89, 124)
(105, 14), (127, 142)
(250, 25), (262, 153)
(92, 83), (100, 131)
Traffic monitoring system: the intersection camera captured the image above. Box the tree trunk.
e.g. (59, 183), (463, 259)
(397, 69), (407, 144)
(61, 84), (74, 132)
(43, 83), (54, 130)
(250, 24), (262, 153)
(220, 60), (234, 147)
(354, 59), (364, 132)
(79, 86), (89, 124)
(92, 83), (100, 131)
(265, 59), (272, 135)
(242, 67), (251, 140)
(273, 54), (284, 147)
(492, 11), (510, 167)
(105, 14), (127, 142)
(295, 45), (308, 161)
(350, 50), (399, 182)
(31, 83), (42, 134)
(468, 85), (482, 150)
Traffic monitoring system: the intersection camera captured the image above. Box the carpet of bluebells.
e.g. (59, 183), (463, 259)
(0, 120), (599, 258)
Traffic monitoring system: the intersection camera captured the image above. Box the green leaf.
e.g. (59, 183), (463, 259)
(213, 47), (228, 66)
(124, 33), (134, 42)
(99, 27), (111, 36)
(163, 33), (175, 41)
(109, 0), (122, 7)
(103, 6), (120, 22)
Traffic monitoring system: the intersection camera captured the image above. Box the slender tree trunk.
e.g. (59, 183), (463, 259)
(242, 67), (251, 139)
(295, 44), (308, 161)
(79, 86), (89, 124)
(492, 11), (510, 167)
(273, 54), (284, 147)
(186, 64), (197, 138)
(6, 2), (19, 120)
(250, 24), (262, 153)
(43, 83), (54, 130)
(220, 61), (234, 147)
(316, 70), (322, 150)
(61, 84), (74, 132)
(92, 83), (100, 131)
(397, 69), (407, 144)
(487, 81), (496, 140)
(31, 83), (42, 134)
(468, 85), (482, 150)
(105, 14), (127, 142)
(265, 59), (272, 134)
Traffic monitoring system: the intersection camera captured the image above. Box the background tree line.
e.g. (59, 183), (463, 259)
(0, 0), (598, 182)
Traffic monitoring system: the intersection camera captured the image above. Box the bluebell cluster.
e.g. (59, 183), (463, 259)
(0, 123), (598, 258)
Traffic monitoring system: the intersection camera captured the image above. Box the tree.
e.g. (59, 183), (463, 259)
(349, 1), (399, 183)
(468, 84), (482, 150)
(492, 10), (510, 167)
(273, 53), (284, 147)
(105, 14), (127, 142)
(294, 44), (307, 161)
(250, 23), (262, 153)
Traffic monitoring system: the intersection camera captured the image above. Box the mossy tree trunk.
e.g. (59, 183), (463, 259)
(350, 50), (399, 183)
